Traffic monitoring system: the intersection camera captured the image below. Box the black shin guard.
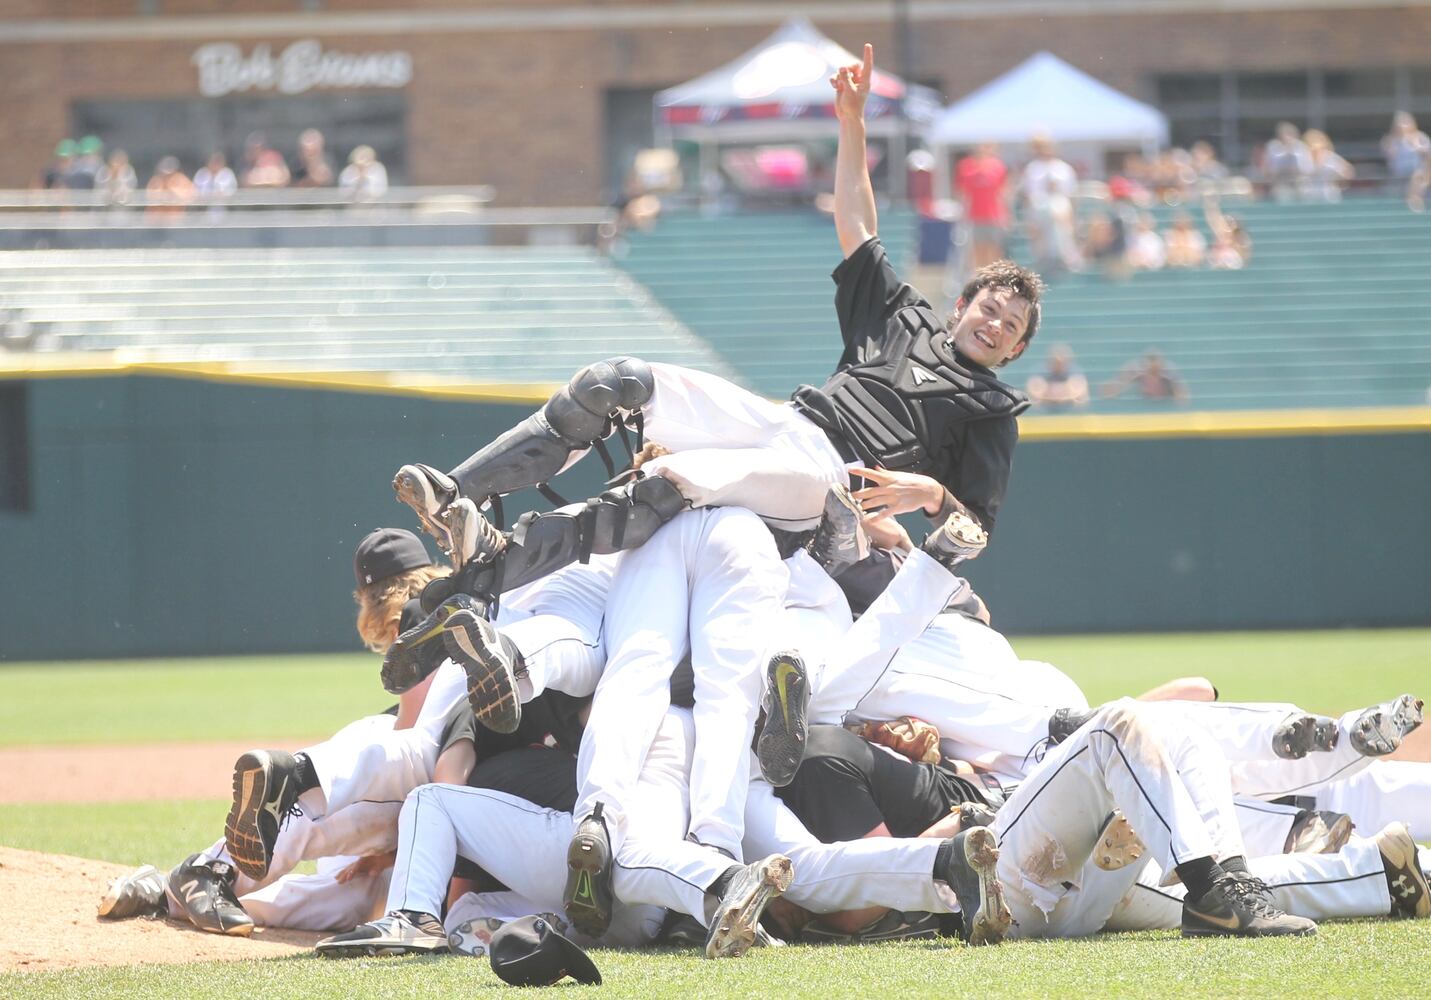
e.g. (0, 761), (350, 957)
(446, 357), (654, 505)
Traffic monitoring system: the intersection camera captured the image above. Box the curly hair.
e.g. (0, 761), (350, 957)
(353, 564), (449, 654)
(950, 259), (1047, 353)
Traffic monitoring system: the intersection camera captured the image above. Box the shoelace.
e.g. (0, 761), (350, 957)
(1227, 876), (1285, 918)
(279, 802), (305, 831)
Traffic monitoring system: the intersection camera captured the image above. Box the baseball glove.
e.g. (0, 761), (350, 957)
(853, 716), (942, 764)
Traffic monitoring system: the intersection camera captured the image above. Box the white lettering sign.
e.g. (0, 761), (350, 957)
(193, 40), (413, 97)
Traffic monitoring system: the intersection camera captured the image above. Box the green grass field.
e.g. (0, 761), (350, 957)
(3, 629), (1430, 998)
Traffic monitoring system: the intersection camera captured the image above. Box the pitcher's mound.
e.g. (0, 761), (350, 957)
(1, 847), (322, 973)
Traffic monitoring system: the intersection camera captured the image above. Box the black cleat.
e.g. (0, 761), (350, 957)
(1283, 809), (1354, 854)
(756, 651), (809, 787)
(316, 910), (449, 958)
(1182, 874), (1317, 937)
(98, 864), (167, 920)
(799, 909), (943, 945)
(1048, 707), (1095, 745)
(1272, 713), (1339, 760)
(705, 855), (794, 959)
(1349, 695), (1424, 757)
(224, 749), (301, 882)
(935, 827), (1011, 946)
(443, 608), (525, 735)
(805, 485), (868, 572)
(920, 508), (988, 570)
(564, 802), (615, 938)
(1374, 822), (1430, 919)
(381, 592), (484, 695)
(166, 853), (254, 936)
(393, 463), (460, 550)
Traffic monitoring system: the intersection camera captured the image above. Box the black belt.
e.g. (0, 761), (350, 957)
(822, 425), (861, 466)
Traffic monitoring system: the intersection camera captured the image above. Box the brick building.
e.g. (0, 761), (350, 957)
(2, 0), (1430, 204)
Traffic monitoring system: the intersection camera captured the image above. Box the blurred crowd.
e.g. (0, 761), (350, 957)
(34, 129), (392, 218)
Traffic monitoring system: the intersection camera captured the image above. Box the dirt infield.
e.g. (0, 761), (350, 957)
(0, 739), (324, 804)
(0, 847), (321, 973)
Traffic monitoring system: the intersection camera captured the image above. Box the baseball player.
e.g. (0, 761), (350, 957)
(388, 44), (1040, 602)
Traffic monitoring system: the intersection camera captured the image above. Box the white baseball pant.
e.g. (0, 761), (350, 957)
(496, 555), (616, 702)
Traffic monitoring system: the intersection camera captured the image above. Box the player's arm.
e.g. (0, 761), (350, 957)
(832, 44), (878, 258)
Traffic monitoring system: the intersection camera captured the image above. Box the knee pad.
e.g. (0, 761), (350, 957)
(585, 476), (686, 554)
(542, 357), (655, 446)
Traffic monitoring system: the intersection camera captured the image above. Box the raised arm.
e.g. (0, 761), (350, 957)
(832, 43), (878, 258)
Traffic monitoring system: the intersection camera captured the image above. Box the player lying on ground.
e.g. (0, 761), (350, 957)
(98, 529), (473, 934)
(387, 44), (1041, 614)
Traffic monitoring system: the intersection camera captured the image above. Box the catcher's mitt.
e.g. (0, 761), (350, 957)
(853, 716), (942, 764)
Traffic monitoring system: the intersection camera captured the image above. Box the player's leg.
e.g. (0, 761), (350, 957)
(992, 699), (1314, 938)
(1314, 759), (1431, 841)
(239, 857), (392, 933)
(685, 507), (790, 857)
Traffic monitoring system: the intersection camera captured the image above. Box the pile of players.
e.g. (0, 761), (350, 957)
(98, 42), (1430, 973)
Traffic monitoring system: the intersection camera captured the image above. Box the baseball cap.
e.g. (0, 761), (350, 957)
(353, 527), (431, 587)
(489, 914), (602, 987)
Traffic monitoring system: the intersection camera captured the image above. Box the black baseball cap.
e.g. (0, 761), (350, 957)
(353, 527), (432, 587)
(489, 914), (602, 987)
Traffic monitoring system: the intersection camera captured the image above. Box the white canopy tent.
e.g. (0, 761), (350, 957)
(929, 52), (1168, 185)
(654, 17), (941, 195)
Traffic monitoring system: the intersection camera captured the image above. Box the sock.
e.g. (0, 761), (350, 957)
(1176, 856), (1227, 902)
(706, 865), (742, 900)
(932, 838), (957, 881)
(294, 752), (320, 794)
(1220, 855), (1249, 876)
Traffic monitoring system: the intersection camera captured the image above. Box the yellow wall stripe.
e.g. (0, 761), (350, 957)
(4, 354), (1430, 440)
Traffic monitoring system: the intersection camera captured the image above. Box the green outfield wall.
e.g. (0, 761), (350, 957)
(1, 372), (1428, 661)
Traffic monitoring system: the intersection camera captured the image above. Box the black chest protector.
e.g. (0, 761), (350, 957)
(815, 305), (1029, 472)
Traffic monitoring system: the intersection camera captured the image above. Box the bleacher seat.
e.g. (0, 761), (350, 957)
(0, 247), (739, 386)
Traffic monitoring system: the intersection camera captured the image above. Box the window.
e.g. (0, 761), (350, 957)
(0, 383), (30, 513)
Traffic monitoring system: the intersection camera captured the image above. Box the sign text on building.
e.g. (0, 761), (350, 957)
(193, 40), (413, 97)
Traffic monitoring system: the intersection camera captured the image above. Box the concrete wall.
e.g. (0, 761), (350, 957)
(1, 372), (1428, 661)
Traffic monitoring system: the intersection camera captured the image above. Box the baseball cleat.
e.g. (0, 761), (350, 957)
(442, 496), (506, 571)
(705, 854), (794, 959)
(442, 609), (525, 735)
(920, 508), (988, 569)
(1374, 822), (1430, 919)
(1272, 713), (1340, 760)
(224, 749), (302, 882)
(1093, 811), (1146, 872)
(756, 651), (809, 788)
(935, 827), (1012, 946)
(98, 864), (167, 920)
(1283, 809), (1354, 854)
(799, 910), (942, 945)
(1182, 874), (1317, 937)
(381, 592), (484, 695)
(316, 910), (449, 958)
(1048, 706), (1095, 745)
(805, 484), (869, 571)
(393, 463), (460, 550)
(166, 853), (254, 936)
(564, 802), (615, 938)
(956, 801), (999, 830)
(1349, 695), (1424, 757)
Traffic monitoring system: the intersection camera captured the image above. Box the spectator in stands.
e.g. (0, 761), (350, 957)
(241, 132), (291, 188)
(1081, 214), (1125, 278)
(1163, 211), (1206, 268)
(1303, 129), (1354, 203)
(1189, 141), (1229, 187)
(292, 128), (335, 188)
(1409, 145), (1430, 213)
(955, 142), (1010, 270)
(339, 145), (389, 202)
(1261, 122), (1311, 202)
(97, 149), (137, 206)
(1203, 193), (1251, 269)
(1125, 213), (1166, 271)
(1019, 132), (1080, 275)
(1101, 349), (1189, 403)
(193, 151), (238, 220)
(1149, 148), (1195, 204)
(1382, 111), (1431, 197)
(68, 136), (104, 191)
(144, 156), (196, 223)
(1026, 344), (1089, 410)
(40, 139), (76, 190)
